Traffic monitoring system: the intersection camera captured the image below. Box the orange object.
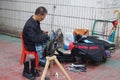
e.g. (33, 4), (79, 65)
(73, 29), (89, 36)
(20, 32), (39, 69)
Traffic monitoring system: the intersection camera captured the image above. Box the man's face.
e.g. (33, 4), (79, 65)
(37, 13), (46, 21)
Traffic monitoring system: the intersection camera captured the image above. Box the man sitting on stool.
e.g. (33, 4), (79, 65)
(22, 6), (50, 80)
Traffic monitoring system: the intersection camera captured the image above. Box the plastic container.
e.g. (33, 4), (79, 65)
(64, 32), (75, 50)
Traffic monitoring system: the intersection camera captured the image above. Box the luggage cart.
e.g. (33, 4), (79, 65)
(91, 20), (117, 43)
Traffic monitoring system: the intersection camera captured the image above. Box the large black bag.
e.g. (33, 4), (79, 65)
(76, 35), (115, 50)
(71, 43), (107, 62)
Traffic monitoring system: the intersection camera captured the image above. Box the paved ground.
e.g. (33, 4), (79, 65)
(0, 33), (120, 80)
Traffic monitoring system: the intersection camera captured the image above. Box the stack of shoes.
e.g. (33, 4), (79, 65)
(67, 63), (87, 72)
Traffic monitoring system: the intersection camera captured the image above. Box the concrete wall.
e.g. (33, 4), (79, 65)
(103, 0), (120, 20)
(0, 0), (120, 37)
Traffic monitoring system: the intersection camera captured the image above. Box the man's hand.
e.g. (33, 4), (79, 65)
(44, 31), (50, 36)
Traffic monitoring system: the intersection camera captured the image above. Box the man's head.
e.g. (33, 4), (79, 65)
(34, 7), (47, 21)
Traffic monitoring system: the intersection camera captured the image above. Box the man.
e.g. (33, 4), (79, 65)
(22, 6), (49, 80)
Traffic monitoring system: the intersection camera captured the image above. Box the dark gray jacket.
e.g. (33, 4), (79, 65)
(23, 16), (49, 51)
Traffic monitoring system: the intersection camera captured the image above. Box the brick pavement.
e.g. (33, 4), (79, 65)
(0, 34), (120, 80)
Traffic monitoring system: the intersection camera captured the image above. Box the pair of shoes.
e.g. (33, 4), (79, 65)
(23, 61), (35, 80)
(23, 72), (35, 80)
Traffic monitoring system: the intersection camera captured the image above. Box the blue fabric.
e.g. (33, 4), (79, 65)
(109, 30), (115, 42)
(35, 43), (47, 63)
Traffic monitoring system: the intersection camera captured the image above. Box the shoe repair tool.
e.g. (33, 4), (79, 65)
(41, 55), (71, 80)
(41, 23), (67, 79)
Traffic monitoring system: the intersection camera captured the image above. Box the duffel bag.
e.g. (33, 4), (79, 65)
(71, 43), (107, 62)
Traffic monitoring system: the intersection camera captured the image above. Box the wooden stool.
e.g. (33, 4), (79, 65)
(41, 55), (71, 80)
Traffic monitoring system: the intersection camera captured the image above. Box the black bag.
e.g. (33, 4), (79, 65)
(76, 35), (115, 50)
(71, 43), (107, 62)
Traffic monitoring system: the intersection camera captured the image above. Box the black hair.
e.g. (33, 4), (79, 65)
(35, 7), (48, 15)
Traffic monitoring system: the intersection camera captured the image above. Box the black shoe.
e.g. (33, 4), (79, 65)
(32, 69), (40, 77)
(23, 61), (35, 80)
(31, 58), (40, 77)
(23, 72), (35, 80)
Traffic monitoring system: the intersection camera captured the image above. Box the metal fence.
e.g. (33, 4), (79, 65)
(0, 0), (119, 37)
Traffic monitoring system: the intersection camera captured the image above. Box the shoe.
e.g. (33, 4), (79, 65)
(74, 66), (87, 72)
(23, 72), (35, 80)
(23, 61), (35, 80)
(31, 59), (40, 77)
(32, 69), (40, 77)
